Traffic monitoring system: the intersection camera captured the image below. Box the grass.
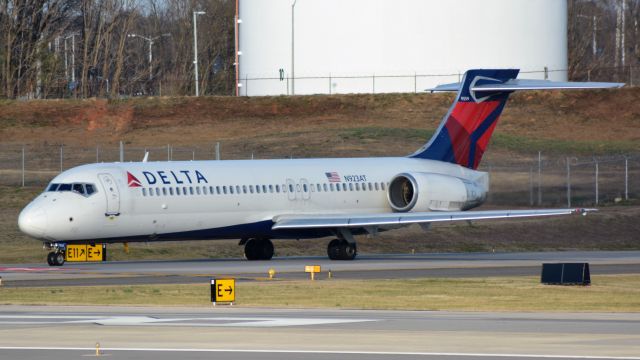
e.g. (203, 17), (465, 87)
(1, 275), (639, 312)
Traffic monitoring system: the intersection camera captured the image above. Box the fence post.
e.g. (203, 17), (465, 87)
(60, 145), (64, 173)
(167, 144), (170, 161)
(21, 146), (25, 187)
(329, 73), (332, 95)
(566, 157), (571, 208)
(529, 167), (534, 206)
(594, 158), (599, 205)
(119, 141), (124, 162)
(414, 72), (417, 94)
(215, 142), (221, 160)
(192, 150), (195, 161)
(96, 145), (100, 163)
(625, 156), (629, 200)
(245, 74), (248, 96)
(537, 151), (542, 205)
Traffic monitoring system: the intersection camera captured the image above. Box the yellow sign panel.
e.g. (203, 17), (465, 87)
(66, 244), (105, 262)
(211, 278), (235, 303)
(305, 265), (321, 273)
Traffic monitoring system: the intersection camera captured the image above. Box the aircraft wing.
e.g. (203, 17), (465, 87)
(272, 208), (594, 230)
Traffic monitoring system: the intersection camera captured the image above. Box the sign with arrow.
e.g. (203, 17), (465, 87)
(66, 244), (106, 262)
(210, 278), (235, 304)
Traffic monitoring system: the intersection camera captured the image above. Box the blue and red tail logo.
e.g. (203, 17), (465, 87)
(127, 172), (142, 187)
(410, 69), (519, 169)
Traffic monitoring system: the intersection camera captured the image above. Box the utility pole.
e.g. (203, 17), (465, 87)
(193, 11), (206, 96)
(291, 0), (297, 95)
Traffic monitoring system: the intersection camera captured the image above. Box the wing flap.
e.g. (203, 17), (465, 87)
(272, 208), (594, 230)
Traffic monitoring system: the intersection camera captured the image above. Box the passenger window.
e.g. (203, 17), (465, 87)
(196, 187), (201, 195)
(336, 184), (341, 192)
(148, 188), (153, 196)
(255, 185), (260, 194)
(381, 182), (386, 191)
(203, 186), (208, 195)
(368, 183), (373, 191)
(209, 186), (214, 194)
(142, 188), (147, 196)
(316, 184), (321, 192)
(223, 186), (227, 194)
(276, 185), (281, 193)
(262, 185), (267, 193)
(169, 187), (174, 196)
(269, 185), (274, 193)
(236, 186), (240, 194)
(249, 185), (254, 194)
(342, 183), (347, 191)
(229, 186), (234, 194)
(375, 183), (379, 191)
(175, 187), (180, 195)
(162, 188), (167, 196)
(188, 187), (193, 195)
(217, 186), (221, 194)
(330, 183), (335, 191)
(155, 188), (160, 196)
(303, 184), (308, 192)
(355, 183), (360, 191)
(349, 183), (354, 191)
(242, 185), (247, 194)
(323, 184), (328, 192)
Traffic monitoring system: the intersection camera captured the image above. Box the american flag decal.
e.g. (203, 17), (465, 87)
(325, 172), (341, 183)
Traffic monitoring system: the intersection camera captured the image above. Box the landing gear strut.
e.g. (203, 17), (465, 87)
(243, 238), (274, 261)
(45, 243), (65, 266)
(327, 239), (357, 260)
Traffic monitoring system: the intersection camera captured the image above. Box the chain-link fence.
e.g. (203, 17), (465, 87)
(18, 65), (640, 99)
(1, 143), (637, 207)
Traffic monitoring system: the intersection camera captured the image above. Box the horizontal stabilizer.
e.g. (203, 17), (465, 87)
(429, 79), (624, 93)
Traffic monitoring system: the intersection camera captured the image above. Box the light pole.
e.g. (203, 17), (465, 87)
(193, 10), (206, 96)
(63, 34), (77, 83)
(291, 0), (297, 95)
(127, 33), (171, 81)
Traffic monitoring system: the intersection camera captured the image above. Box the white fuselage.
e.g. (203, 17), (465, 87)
(18, 156), (488, 244)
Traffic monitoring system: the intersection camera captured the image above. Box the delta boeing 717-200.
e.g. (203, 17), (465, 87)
(18, 69), (623, 266)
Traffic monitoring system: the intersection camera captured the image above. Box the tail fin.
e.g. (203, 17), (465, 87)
(410, 69), (518, 170)
(410, 69), (624, 170)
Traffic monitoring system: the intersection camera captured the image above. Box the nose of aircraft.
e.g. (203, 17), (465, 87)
(18, 203), (48, 239)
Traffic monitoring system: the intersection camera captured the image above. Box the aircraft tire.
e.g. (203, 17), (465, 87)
(327, 239), (341, 260)
(340, 241), (357, 261)
(244, 239), (259, 260)
(258, 239), (274, 260)
(54, 252), (65, 266)
(47, 252), (56, 266)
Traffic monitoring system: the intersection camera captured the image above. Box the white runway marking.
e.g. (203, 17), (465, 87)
(0, 314), (376, 327)
(0, 347), (639, 359)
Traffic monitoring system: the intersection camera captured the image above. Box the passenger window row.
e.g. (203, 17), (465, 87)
(140, 182), (388, 197)
(47, 183), (97, 197)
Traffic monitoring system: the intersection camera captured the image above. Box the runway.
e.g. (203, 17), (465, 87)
(2, 251), (640, 287)
(0, 306), (639, 360)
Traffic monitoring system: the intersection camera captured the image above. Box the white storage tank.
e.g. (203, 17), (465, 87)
(237, 0), (567, 96)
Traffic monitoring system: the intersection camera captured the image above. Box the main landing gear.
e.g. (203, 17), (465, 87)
(242, 238), (274, 260)
(327, 239), (357, 260)
(45, 243), (65, 266)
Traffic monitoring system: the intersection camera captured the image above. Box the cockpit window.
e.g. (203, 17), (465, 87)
(46, 182), (97, 197)
(72, 183), (85, 194)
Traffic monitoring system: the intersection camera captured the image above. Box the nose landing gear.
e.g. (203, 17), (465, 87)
(44, 243), (65, 266)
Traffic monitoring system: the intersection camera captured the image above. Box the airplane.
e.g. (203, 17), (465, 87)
(18, 69), (623, 266)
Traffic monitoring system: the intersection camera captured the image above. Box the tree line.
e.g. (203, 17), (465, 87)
(0, 0), (235, 99)
(0, 0), (638, 99)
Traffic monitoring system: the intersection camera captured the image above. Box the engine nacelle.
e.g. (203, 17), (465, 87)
(387, 172), (486, 212)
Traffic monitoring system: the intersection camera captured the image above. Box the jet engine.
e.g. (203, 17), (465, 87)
(387, 172), (486, 212)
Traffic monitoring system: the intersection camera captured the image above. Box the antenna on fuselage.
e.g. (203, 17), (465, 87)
(142, 152), (149, 163)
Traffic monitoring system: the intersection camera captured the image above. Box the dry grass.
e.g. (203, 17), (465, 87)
(1, 275), (639, 312)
